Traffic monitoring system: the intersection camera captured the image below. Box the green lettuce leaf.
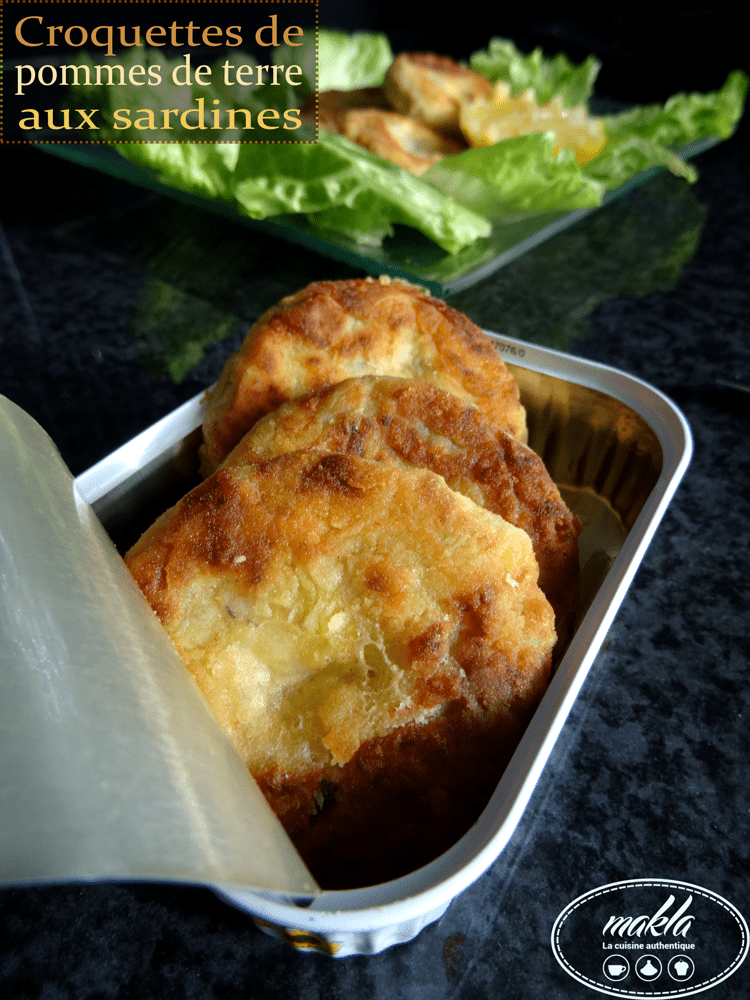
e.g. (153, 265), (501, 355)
(585, 70), (748, 189)
(603, 69), (748, 145)
(230, 130), (491, 252)
(114, 124), (490, 253)
(298, 135), (492, 251)
(469, 37), (600, 106)
(425, 133), (604, 219)
(583, 131), (698, 188)
(305, 29), (393, 92)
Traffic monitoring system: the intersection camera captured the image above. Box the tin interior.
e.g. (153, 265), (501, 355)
(509, 363), (663, 627)
(92, 426), (203, 555)
(513, 364), (662, 530)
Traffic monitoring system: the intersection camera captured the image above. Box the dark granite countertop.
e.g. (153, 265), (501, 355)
(2, 12), (749, 998)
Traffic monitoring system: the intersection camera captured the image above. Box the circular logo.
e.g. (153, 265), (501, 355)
(551, 879), (748, 997)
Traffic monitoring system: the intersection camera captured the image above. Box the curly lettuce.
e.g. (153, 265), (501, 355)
(469, 37), (601, 107)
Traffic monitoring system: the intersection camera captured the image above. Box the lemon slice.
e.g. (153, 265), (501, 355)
(460, 81), (606, 164)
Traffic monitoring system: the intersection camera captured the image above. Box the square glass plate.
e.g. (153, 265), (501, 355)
(37, 137), (718, 295)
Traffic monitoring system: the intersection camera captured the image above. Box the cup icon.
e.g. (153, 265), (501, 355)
(603, 957), (629, 981)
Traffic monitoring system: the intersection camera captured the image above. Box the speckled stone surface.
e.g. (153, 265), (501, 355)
(2, 15), (749, 999)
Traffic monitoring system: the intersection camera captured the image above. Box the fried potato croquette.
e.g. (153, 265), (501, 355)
(384, 52), (492, 134)
(299, 86), (391, 132)
(223, 375), (581, 636)
(300, 90), (463, 174)
(200, 277), (527, 475)
(126, 450), (555, 886)
(337, 108), (464, 174)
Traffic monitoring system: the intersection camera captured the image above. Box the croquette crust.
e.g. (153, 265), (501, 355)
(384, 52), (493, 133)
(223, 375), (581, 632)
(337, 108), (464, 174)
(200, 277), (527, 474)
